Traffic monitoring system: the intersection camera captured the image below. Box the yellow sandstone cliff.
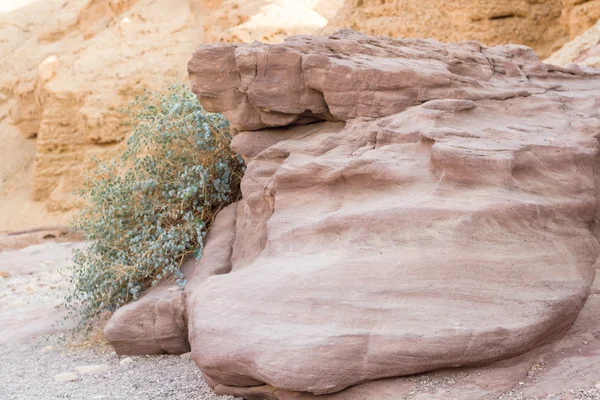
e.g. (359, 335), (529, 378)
(324, 0), (600, 59)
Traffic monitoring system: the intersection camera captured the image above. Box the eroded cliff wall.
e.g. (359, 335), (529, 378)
(324, 0), (600, 58)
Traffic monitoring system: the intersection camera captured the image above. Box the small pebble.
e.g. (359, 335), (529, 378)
(74, 364), (110, 374)
(53, 372), (78, 382)
(40, 345), (55, 354)
(120, 357), (134, 365)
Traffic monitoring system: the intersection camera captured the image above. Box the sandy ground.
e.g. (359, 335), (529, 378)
(0, 241), (81, 343)
(0, 241), (237, 400)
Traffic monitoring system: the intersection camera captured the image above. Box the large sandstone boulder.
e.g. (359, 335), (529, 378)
(185, 30), (600, 397)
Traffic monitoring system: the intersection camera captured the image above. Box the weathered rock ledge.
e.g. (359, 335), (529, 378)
(108, 30), (600, 399)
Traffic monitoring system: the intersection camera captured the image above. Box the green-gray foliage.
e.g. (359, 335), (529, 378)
(65, 84), (244, 329)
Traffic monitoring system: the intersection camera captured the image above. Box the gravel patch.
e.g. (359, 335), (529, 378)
(0, 340), (240, 400)
(0, 242), (239, 400)
(494, 389), (600, 400)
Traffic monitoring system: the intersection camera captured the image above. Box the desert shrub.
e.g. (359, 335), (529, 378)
(65, 84), (244, 329)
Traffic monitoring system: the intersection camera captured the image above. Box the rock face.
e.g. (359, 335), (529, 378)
(185, 30), (600, 396)
(0, 226), (81, 251)
(103, 277), (190, 356)
(324, 0), (600, 59)
(546, 20), (600, 67)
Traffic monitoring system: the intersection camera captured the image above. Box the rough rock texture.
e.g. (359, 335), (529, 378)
(0, 0), (203, 219)
(546, 19), (600, 67)
(323, 0), (600, 59)
(103, 260), (193, 356)
(105, 202), (238, 356)
(186, 30), (600, 396)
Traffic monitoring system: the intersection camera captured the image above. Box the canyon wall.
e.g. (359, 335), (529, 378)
(546, 19), (600, 67)
(324, 0), (600, 59)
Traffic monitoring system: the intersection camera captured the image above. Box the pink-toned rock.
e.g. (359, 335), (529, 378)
(187, 30), (600, 396)
(185, 202), (238, 291)
(104, 269), (190, 356)
(210, 266), (600, 400)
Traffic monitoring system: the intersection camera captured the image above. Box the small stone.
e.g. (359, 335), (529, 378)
(54, 372), (78, 382)
(0, 271), (10, 278)
(519, 382), (525, 385)
(119, 357), (134, 366)
(40, 346), (55, 353)
(595, 382), (600, 389)
(74, 364), (110, 375)
(180, 352), (193, 359)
